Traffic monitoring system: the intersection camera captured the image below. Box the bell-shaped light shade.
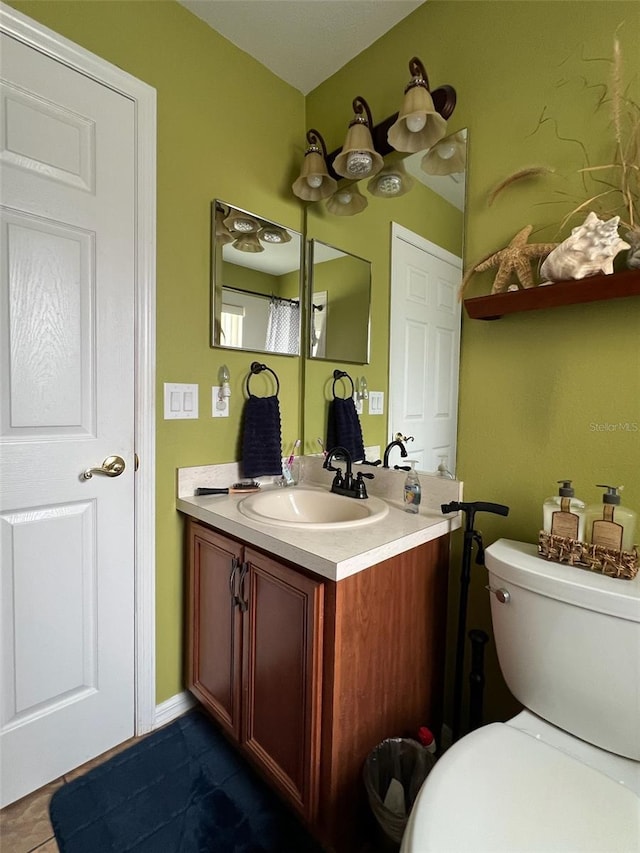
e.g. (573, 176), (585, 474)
(215, 207), (234, 245)
(333, 97), (383, 180)
(367, 161), (415, 198)
(259, 225), (292, 244)
(420, 130), (467, 175)
(326, 184), (368, 216)
(223, 211), (260, 233)
(232, 233), (264, 253)
(292, 130), (337, 201)
(388, 58), (448, 153)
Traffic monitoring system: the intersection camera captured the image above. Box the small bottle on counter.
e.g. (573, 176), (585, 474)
(404, 461), (421, 514)
(584, 485), (637, 552)
(542, 479), (585, 540)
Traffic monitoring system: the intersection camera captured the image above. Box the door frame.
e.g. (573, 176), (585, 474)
(1, 3), (157, 735)
(389, 222), (462, 466)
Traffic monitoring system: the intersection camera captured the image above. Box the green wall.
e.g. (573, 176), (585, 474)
(9, 1), (639, 724)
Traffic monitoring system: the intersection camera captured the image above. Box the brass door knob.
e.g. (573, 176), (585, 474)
(82, 455), (126, 480)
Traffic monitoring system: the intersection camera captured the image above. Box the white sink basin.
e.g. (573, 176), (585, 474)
(238, 487), (389, 530)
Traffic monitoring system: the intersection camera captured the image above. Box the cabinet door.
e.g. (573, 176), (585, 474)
(241, 548), (324, 821)
(186, 520), (243, 740)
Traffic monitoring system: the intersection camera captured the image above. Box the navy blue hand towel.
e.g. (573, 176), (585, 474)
(242, 395), (283, 478)
(326, 397), (365, 462)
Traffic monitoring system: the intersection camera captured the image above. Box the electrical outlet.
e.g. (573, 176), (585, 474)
(164, 383), (198, 419)
(369, 391), (384, 415)
(212, 386), (229, 418)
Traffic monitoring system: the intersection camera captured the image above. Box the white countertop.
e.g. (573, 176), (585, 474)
(177, 458), (462, 581)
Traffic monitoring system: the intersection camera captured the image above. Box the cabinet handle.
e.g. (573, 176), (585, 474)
(229, 557), (240, 607)
(238, 562), (249, 612)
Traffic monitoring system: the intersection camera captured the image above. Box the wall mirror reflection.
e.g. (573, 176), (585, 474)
(211, 200), (303, 355)
(304, 129), (467, 473)
(308, 240), (371, 363)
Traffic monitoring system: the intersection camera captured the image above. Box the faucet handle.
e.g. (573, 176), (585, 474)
(354, 471), (373, 499)
(331, 468), (344, 489)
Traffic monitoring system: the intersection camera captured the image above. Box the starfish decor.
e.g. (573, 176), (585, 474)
(474, 225), (558, 294)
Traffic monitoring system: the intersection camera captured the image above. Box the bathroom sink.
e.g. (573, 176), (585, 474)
(238, 488), (389, 530)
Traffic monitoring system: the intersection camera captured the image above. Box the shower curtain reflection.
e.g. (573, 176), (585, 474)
(266, 296), (300, 355)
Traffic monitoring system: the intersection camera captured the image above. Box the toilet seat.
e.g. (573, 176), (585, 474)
(400, 723), (640, 853)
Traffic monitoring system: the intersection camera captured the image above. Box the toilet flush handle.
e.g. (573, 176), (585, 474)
(485, 585), (510, 604)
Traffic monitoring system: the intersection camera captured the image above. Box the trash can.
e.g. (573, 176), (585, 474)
(363, 738), (436, 846)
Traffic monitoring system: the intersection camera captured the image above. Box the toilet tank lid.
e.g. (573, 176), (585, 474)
(485, 539), (640, 622)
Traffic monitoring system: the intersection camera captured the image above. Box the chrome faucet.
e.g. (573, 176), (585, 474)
(323, 446), (374, 499)
(382, 439), (409, 469)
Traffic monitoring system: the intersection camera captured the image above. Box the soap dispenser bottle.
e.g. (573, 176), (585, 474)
(543, 480), (585, 540)
(585, 485), (637, 551)
(404, 461), (421, 514)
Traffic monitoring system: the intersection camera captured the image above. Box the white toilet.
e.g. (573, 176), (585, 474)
(401, 539), (640, 852)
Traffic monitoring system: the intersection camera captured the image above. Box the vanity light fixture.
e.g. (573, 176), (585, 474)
(232, 233), (264, 253)
(259, 224), (292, 244)
(387, 57), (453, 153)
(421, 129), (467, 175)
(367, 160), (414, 198)
(292, 129), (337, 201)
(333, 97), (384, 180)
(223, 210), (260, 234)
(326, 183), (368, 216)
(215, 205), (234, 245)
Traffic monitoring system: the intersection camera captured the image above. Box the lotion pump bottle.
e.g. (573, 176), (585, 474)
(543, 480), (585, 540)
(585, 485), (637, 552)
(404, 461), (421, 514)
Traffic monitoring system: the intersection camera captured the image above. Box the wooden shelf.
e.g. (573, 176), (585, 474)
(464, 269), (640, 320)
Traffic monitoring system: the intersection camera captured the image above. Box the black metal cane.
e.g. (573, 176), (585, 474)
(468, 629), (489, 732)
(441, 500), (509, 742)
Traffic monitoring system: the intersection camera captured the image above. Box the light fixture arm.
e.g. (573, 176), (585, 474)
(407, 56), (430, 90)
(351, 96), (374, 128)
(307, 128), (328, 157)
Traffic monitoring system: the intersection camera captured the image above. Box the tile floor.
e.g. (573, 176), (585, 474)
(0, 735), (141, 853)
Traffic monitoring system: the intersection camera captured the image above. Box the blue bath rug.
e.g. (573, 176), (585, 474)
(49, 709), (323, 852)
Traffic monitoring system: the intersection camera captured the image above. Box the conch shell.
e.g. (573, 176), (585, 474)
(540, 212), (630, 281)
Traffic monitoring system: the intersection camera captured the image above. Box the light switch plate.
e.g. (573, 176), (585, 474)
(164, 383), (199, 419)
(369, 391), (384, 415)
(212, 387), (229, 418)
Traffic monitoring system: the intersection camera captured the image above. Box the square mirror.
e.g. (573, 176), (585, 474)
(211, 200), (303, 355)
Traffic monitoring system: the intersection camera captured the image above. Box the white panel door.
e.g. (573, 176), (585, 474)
(389, 226), (462, 474)
(0, 32), (136, 806)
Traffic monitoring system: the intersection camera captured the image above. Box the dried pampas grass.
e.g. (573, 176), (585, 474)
(488, 167), (555, 207)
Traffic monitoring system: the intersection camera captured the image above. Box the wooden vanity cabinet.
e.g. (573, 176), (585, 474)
(186, 519), (324, 821)
(186, 517), (450, 852)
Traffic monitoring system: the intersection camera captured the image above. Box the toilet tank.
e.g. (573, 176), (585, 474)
(484, 539), (640, 761)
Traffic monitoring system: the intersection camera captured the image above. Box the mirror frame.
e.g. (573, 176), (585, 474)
(307, 238), (372, 364)
(211, 200), (304, 356)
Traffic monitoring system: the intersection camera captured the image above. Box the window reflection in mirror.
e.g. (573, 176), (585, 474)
(309, 240), (371, 363)
(211, 201), (303, 355)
